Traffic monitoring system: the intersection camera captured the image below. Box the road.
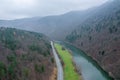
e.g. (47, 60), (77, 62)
(51, 41), (63, 80)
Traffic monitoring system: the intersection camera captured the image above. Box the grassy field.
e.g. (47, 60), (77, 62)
(54, 43), (81, 80)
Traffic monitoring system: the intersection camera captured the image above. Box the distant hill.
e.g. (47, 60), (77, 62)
(0, 27), (55, 80)
(66, 0), (120, 79)
(0, 7), (97, 40)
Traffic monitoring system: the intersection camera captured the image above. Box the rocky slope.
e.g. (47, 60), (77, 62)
(0, 27), (55, 80)
(66, 1), (120, 80)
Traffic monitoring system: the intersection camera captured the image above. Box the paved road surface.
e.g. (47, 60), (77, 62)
(51, 41), (63, 80)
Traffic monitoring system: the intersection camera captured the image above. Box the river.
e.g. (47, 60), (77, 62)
(59, 42), (113, 80)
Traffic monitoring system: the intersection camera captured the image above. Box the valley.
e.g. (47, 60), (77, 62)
(0, 0), (120, 80)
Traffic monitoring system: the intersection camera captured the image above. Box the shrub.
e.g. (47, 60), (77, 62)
(89, 36), (92, 41)
(101, 51), (105, 55)
(7, 54), (16, 62)
(109, 26), (118, 34)
(7, 64), (15, 78)
(29, 44), (42, 53)
(99, 50), (105, 56)
(51, 58), (54, 63)
(29, 44), (38, 51)
(7, 54), (17, 79)
(62, 47), (65, 50)
(0, 61), (6, 79)
(34, 64), (45, 73)
(81, 42), (83, 46)
(23, 67), (29, 77)
(109, 27), (113, 33)
(47, 50), (50, 55)
(21, 54), (27, 60)
(43, 53), (47, 57)
(41, 65), (45, 73)
(45, 42), (51, 49)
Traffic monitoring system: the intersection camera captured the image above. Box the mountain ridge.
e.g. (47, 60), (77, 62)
(66, 1), (120, 79)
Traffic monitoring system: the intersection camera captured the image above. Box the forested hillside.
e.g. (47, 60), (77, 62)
(0, 27), (55, 80)
(66, 1), (120, 80)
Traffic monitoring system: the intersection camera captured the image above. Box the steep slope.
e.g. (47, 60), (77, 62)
(66, 1), (120, 80)
(0, 27), (55, 80)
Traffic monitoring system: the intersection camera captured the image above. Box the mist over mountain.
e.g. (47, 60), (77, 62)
(0, 4), (100, 40)
(0, 1), (119, 40)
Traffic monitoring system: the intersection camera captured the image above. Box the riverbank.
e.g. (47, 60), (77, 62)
(61, 43), (114, 80)
(54, 43), (81, 80)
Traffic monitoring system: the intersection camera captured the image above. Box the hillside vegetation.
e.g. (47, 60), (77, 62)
(66, 1), (120, 80)
(0, 27), (55, 80)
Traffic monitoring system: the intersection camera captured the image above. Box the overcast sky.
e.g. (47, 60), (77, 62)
(0, 0), (108, 20)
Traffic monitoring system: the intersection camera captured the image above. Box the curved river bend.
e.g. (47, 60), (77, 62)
(60, 42), (113, 80)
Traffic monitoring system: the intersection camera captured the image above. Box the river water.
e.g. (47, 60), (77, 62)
(60, 42), (113, 80)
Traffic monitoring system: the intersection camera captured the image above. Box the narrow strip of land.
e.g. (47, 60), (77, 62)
(51, 41), (63, 80)
(54, 43), (81, 80)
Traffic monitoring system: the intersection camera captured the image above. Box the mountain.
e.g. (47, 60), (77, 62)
(0, 7), (97, 40)
(0, 27), (56, 80)
(66, 0), (120, 80)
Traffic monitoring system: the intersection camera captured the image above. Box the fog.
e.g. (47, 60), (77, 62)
(0, 0), (108, 20)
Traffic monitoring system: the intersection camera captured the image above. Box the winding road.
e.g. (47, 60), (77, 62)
(51, 41), (63, 80)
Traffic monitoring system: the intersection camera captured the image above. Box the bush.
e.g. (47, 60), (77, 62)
(99, 50), (105, 56)
(41, 65), (45, 73)
(109, 27), (113, 33)
(43, 53), (47, 57)
(23, 67), (29, 77)
(21, 54), (28, 60)
(29, 44), (38, 51)
(5, 40), (17, 50)
(7, 54), (16, 62)
(7, 64), (15, 78)
(51, 58), (54, 63)
(89, 36), (92, 41)
(0, 61), (6, 79)
(81, 42), (83, 46)
(7, 54), (17, 79)
(34, 64), (45, 73)
(47, 50), (50, 55)
(109, 26), (118, 34)
(101, 51), (105, 55)
(62, 47), (65, 50)
(29, 44), (42, 53)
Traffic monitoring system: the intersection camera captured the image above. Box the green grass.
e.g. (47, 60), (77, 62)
(54, 43), (81, 80)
